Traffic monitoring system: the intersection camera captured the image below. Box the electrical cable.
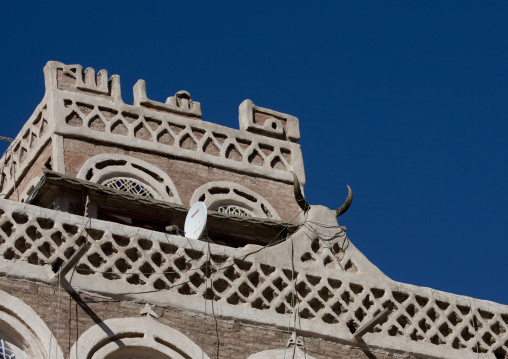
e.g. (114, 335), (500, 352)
(9, 147), (20, 202)
(201, 233), (209, 359)
(283, 233), (295, 359)
(470, 301), (480, 359)
(302, 223), (349, 270)
(201, 278), (206, 359)
(32, 206), (308, 359)
(205, 239), (220, 359)
(63, 209), (306, 278)
(55, 270), (61, 359)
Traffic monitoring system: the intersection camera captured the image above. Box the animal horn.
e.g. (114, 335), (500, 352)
(336, 185), (353, 217)
(291, 171), (310, 212)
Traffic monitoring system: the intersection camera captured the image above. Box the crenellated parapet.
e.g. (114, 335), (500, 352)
(0, 61), (305, 202)
(0, 100), (51, 200)
(1, 60), (507, 359)
(133, 80), (202, 118)
(54, 63), (122, 102)
(239, 99), (300, 142)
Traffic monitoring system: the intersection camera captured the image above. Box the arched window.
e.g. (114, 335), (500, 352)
(103, 177), (157, 198)
(70, 317), (209, 359)
(76, 154), (182, 204)
(248, 347), (316, 359)
(0, 290), (64, 359)
(0, 339), (18, 359)
(215, 204), (253, 217)
(190, 182), (280, 220)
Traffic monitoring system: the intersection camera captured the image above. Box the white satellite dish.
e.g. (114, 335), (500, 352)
(184, 202), (208, 240)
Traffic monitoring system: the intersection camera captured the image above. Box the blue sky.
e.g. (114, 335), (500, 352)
(1, 1), (507, 304)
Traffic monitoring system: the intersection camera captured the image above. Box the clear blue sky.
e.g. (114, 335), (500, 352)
(1, 1), (507, 304)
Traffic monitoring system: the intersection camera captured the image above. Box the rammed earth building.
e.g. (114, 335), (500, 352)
(0, 61), (506, 359)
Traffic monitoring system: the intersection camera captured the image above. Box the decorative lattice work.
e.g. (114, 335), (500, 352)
(102, 177), (156, 199)
(61, 98), (295, 175)
(1, 202), (508, 358)
(192, 182), (280, 220)
(0, 340), (16, 359)
(216, 205), (252, 217)
(0, 102), (49, 196)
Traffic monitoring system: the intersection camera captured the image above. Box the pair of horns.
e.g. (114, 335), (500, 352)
(291, 172), (353, 217)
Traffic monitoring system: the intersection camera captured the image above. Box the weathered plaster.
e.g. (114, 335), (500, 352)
(76, 153), (182, 204)
(0, 199), (503, 359)
(0, 289), (64, 359)
(70, 317), (209, 359)
(0, 60), (504, 359)
(190, 181), (281, 219)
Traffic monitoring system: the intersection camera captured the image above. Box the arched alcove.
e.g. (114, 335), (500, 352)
(248, 347), (316, 359)
(190, 181), (280, 219)
(70, 317), (209, 359)
(77, 154), (182, 204)
(0, 290), (64, 359)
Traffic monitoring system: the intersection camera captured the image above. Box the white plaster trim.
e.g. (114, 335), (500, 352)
(51, 90), (306, 186)
(0, 290), (64, 359)
(134, 79), (202, 118)
(51, 134), (65, 173)
(0, 99), (53, 198)
(69, 317), (209, 359)
(190, 181), (281, 219)
(248, 347), (316, 359)
(0, 199), (501, 359)
(19, 177), (42, 203)
(239, 99), (301, 142)
(93, 337), (187, 359)
(76, 154), (182, 204)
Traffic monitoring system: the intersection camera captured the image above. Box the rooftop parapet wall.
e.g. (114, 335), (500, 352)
(0, 199), (506, 359)
(0, 100), (52, 200)
(52, 62), (305, 183)
(0, 61), (305, 201)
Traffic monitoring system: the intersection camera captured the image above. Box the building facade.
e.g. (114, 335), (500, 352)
(0, 61), (506, 358)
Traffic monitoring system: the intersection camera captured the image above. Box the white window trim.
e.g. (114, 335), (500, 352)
(0, 290), (64, 359)
(76, 154), (182, 204)
(70, 317), (209, 359)
(190, 181), (280, 220)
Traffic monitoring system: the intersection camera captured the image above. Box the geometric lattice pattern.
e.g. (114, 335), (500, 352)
(0, 339), (16, 359)
(216, 205), (252, 217)
(61, 98), (293, 175)
(1, 202), (508, 358)
(103, 177), (156, 199)
(0, 102), (49, 197)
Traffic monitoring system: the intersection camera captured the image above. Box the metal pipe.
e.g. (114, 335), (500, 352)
(354, 307), (392, 338)
(0, 136), (13, 143)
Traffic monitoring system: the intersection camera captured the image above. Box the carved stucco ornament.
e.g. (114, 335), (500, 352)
(140, 303), (159, 319)
(247, 331), (315, 359)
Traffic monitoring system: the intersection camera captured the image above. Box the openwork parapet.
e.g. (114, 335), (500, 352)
(0, 200), (506, 359)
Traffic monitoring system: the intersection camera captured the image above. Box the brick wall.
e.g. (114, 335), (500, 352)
(63, 138), (301, 222)
(0, 277), (401, 359)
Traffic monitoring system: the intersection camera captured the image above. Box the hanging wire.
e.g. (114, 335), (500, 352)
(65, 208), (305, 278)
(283, 233), (295, 359)
(302, 222), (349, 271)
(206, 239), (220, 359)
(470, 301), (480, 359)
(55, 271), (61, 359)
(48, 277), (58, 359)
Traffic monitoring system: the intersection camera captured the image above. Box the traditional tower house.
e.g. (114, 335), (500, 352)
(0, 61), (506, 359)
